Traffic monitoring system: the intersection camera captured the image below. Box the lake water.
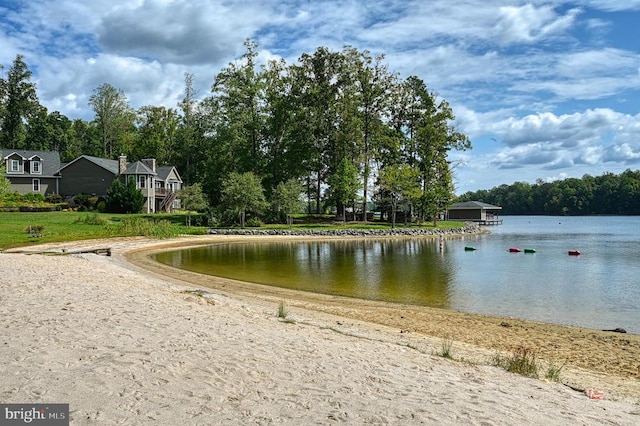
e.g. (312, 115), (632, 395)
(153, 216), (640, 333)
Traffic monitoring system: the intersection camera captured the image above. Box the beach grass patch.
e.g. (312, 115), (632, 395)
(544, 360), (566, 382)
(493, 346), (539, 378)
(277, 301), (288, 319)
(437, 336), (454, 359)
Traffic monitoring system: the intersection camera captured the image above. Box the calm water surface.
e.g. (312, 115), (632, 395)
(153, 216), (640, 333)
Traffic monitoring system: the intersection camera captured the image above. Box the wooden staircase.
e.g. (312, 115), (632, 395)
(159, 190), (176, 212)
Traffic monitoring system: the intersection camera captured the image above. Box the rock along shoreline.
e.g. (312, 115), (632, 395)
(206, 221), (483, 237)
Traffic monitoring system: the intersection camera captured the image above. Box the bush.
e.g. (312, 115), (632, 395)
(105, 179), (145, 214)
(246, 217), (263, 227)
(21, 192), (45, 203)
(73, 193), (100, 211)
(45, 194), (64, 204)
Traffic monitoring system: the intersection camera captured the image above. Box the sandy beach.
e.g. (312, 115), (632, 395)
(2, 235), (640, 425)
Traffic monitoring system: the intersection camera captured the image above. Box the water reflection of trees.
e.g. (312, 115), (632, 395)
(156, 240), (454, 308)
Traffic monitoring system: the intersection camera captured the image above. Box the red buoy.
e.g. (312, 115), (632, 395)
(568, 250), (581, 256)
(509, 247), (521, 253)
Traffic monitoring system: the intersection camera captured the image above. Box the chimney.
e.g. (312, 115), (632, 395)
(118, 155), (127, 175)
(142, 158), (156, 173)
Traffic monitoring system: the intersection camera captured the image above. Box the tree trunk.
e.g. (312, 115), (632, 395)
(361, 162), (369, 222)
(391, 199), (397, 229)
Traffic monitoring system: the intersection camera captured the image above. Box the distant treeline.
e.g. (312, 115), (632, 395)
(457, 169), (640, 215)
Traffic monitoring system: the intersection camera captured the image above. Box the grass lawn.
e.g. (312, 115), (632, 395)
(0, 211), (206, 250)
(0, 211), (466, 250)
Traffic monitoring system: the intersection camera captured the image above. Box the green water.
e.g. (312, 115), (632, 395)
(151, 216), (640, 333)
(153, 239), (454, 308)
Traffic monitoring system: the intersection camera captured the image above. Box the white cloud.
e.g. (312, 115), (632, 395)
(494, 4), (580, 44)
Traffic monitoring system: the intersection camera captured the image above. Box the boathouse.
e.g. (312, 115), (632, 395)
(447, 201), (502, 225)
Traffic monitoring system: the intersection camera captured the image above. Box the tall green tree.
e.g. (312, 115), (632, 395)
(179, 183), (209, 226)
(0, 55), (40, 149)
(326, 157), (360, 223)
(393, 76), (471, 222)
(272, 178), (304, 227)
(221, 171), (267, 228)
(177, 72), (199, 185)
(378, 164), (421, 228)
(88, 83), (135, 158)
(261, 58), (302, 195)
(133, 106), (180, 163)
(291, 47), (346, 213)
(64, 119), (100, 160)
(210, 39), (266, 175)
(344, 47), (396, 221)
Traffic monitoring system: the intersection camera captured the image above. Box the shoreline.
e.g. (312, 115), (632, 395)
(124, 236), (640, 401)
(10, 234), (640, 402)
(3, 234), (640, 424)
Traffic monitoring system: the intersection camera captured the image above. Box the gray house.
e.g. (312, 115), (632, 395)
(57, 155), (182, 213)
(3, 150), (182, 213)
(1, 149), (62, 196)
(447, 201), (502, 224)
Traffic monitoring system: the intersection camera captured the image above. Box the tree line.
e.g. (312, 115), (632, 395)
(0, 40), (471, 224)
(458, 169), (640, 215)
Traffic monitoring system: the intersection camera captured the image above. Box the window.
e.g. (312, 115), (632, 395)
(32, 160), (41, 174)
(139, 175), (146, 188)
(32, 179), (40, 192)
(11, 159), (20, 172)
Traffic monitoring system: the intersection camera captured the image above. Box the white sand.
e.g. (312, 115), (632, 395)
(1, 238), (639, 425)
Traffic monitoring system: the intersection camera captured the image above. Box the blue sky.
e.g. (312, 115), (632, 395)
(1, 0), (640, 194)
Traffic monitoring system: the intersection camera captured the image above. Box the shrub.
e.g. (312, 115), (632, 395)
(246, 217), (263, 227)
(23, 192), (45, 203)
(45, 194), (64, 204)
(73, 193), (90, 209)
(105, 179), (145, 214)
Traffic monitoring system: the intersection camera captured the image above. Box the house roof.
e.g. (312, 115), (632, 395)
(124, 161), (156, 175)
(449, 201), (502, 210)
(1, 149), (61, 177)
(58, 155), (156, 176)
(156, 165), (183, 182)
(85, 155), (119, 174)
